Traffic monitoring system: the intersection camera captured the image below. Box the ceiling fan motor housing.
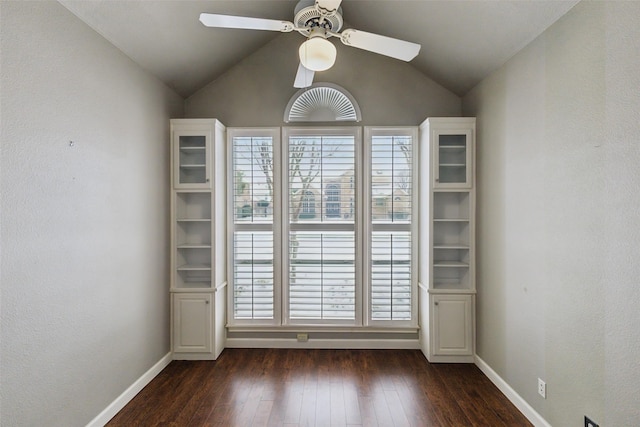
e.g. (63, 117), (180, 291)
(294, 0), (343, 32)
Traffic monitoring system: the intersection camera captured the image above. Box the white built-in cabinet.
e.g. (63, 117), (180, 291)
(419, 117), (476, 363)
(170, 119), (226, 360)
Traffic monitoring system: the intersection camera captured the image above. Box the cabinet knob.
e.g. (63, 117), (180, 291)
(435, 178), (439, 182)
(434, 301), (439, 306)
(206, 178), (210, 182)
(206, 300), (210, 304)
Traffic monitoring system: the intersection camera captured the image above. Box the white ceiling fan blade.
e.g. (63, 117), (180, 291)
(199, 13), (293, 32)
(340, 29), (421, 61)
(294, 63), (315, 88)
(315, 0), (343, 14)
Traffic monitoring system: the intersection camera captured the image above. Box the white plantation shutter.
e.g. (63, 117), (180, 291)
(369, 133), (415, 322)
(289, 231), (355, 319)
(371, 232), (412, 320)
(286, 131), (358, 322)
(234, 232), (273, 319)
(230, 131), (278, 321)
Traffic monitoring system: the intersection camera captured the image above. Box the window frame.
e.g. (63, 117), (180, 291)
(227, 126), (418, 330)
(282, 127), (363, 327)
(227, 127), (282, 327)
(364, 127), (419, 329)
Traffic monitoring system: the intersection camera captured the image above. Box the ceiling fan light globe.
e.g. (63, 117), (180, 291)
(299, 38), (336, 72)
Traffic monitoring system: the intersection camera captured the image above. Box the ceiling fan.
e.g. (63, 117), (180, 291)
(199, 0), (421, 88)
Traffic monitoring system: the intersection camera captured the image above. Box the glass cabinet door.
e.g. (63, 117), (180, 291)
(173, 131), (211, 189)
(434, 131), (472, 188)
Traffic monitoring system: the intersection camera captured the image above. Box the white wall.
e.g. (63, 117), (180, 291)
(463, 1), (640, 425)
(0, 2), (183, 425)
(186, 30), (460, 125)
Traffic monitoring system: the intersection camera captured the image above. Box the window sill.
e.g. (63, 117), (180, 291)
(226, 325), (419, 334)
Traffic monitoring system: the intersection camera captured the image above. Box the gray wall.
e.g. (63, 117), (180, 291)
(463, 1), (640, 425)
(0, 2), (183, 425)
(186, 30), (460, 124)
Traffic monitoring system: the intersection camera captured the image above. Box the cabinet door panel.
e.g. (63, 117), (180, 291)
(173, 293), (212, 353)
(173, 131), (212, 189)
(432, 295), (473, 356)
(433, 130), (472, 189)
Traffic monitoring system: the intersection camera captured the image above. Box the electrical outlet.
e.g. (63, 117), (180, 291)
(537, 378), (546, 398)
(296, 333), (308, 342)
(584, 416), (599, 427)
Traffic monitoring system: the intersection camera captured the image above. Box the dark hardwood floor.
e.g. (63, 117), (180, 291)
(107, 348), (532, 427)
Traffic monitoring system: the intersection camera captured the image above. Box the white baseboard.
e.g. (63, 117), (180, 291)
(474, 355), (551, 427)
(86, 352), (172, 427)
(225, 338), (420, 349)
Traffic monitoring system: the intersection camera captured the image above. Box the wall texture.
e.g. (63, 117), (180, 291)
(0, 2), (183, 425)
(186, 30), (461, 125)
(463, 1), (640, 425)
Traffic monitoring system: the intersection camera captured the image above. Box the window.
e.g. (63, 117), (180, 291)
(285, 129), (358, 323)
(228, 127), (416, 328)
(367, 129), (416, 323)
(228, 128), (280, 324)
(300, 191), (316, 219)
(325, 184), (341, 218)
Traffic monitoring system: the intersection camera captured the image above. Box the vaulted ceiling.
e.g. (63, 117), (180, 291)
(59, 0), (579, 98)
